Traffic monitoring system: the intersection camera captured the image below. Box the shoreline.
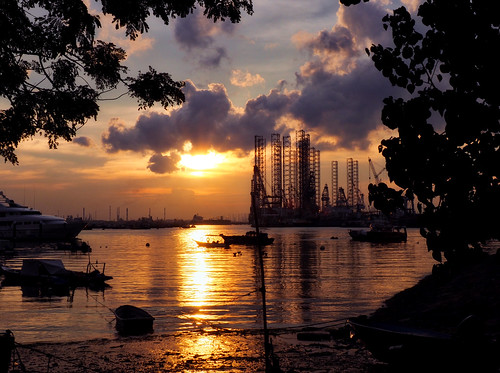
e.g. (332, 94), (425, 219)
(11, 328), (387, 372)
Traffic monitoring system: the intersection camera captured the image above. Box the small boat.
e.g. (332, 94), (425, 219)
(219, 231), (274, 246)
(348, 317), (454, 365)
(348, 224), (407, 243)
(194, 239), (228, 248)
(114, 305), (154, 335)
(348, 316), (496, 369)
(0, 258), (112, 289)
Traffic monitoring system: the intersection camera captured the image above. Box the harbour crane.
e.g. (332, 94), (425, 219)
(368, 158), (385, 184)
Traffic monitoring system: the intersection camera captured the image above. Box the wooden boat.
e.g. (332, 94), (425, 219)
(348, 224), (407, 243)
(219, 231), (274, 246)
(114, 305), (154, 335)
(348, 317), (454, 365)
(0, 258), (112, 289)
(348, 316), (497, 369)
(194, 239), (227, 248)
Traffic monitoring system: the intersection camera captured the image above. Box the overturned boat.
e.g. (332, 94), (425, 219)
(114, 305), (154, 335)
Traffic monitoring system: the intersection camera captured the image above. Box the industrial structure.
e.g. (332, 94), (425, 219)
(250, 130), (367, 227)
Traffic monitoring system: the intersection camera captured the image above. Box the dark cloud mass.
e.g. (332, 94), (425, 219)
(102, 1), (401, 174)
(174, 11), (234, 68)
(147, 153), (181, 174)
(73, 136), (92, 147)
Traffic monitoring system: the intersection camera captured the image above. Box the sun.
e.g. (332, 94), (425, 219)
(180, 151), (225, 175)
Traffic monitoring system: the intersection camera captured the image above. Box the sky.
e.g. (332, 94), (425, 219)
(0, 0), (421, 221)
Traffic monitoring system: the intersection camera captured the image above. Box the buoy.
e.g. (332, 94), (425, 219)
(320, 245), (325, 250)
(146, 243), (150, 247)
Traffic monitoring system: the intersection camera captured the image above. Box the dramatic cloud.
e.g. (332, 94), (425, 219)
(101, 1), (401, 174)
(230, 70), (265, 87)
(73, 136), (93, 147)
(173, 10), (236, 68)
(147, 153), (181, 174)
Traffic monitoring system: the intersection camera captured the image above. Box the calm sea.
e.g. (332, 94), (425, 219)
(0, 225), (436, 344)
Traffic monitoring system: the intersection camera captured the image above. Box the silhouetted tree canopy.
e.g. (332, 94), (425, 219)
(344, 0), (500, 263)
(0, 0), (253, 164)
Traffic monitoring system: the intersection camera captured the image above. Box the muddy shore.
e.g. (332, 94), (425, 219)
(12, 328), (387, 372)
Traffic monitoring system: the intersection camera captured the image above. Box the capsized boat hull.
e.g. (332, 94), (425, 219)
(115, 305), (154, 335)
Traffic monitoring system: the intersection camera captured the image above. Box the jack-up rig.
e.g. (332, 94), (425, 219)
(249, 130), (369, 227)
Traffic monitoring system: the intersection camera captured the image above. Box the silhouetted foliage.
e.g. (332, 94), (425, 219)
(345, 1), (500, 263)
(368, 183), (404, 219)
(0, 0), (253, 164)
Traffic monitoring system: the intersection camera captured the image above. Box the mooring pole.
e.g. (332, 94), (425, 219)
(251, 188), (272, 371)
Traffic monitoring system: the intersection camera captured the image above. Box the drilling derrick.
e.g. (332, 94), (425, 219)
(321, 184), (330, 210)
(282, 135), (296, 209)
(270, 133), (283, 208)
(331, 161), (338, 206)
(253, 136), (266, 208)
(296, 130), (311, 210)
(346, 158), (359, 209)
(311, 148), (320, 208)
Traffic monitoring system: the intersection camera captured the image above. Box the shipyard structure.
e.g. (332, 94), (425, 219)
(249, 130), (371, 227)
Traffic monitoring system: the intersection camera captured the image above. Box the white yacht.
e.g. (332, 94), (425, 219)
(0, 191), (85, 241)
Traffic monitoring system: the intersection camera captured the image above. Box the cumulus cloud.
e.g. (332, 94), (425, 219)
(230, 70), (265, 87)
(147, 152), (181, 174)
(174, 10), (236, 68)
(102, 1), (401, 173)
(73, 136), (93, 147)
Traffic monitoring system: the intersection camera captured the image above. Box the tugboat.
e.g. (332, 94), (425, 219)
(0, 191), (86, 242)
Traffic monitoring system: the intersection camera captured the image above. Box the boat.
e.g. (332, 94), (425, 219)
(347, 316), (496, 369)
(0, 258), (112, 289)
(114, 305), (154, 335)
(0, 191), (86, 242)
(348, 224), (407, 243)
(348, 317), (455, 365)
(194, 239), (228, 248)
(219, 231), (274, 246)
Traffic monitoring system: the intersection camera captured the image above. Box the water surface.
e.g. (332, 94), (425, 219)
(0, 225), (435, 343)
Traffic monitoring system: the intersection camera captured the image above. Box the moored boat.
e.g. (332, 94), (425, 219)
(0, 258), (112, 288)
(194, 239), (228, 248)
(0, 191), (86, 242)
(348, 317), (454, 365)
(349, 224), (407, 243)
(219, 231), (274, 246)
(114, 305), (154, 335)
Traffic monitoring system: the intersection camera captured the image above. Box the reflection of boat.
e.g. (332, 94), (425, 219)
(0, 191), (86, 242)
(219, 231), (274, 246)
(194, 239), (228, 248)
(348, 224), (407, 243)
(0, 258), (112, 289)
(114, 305), (154, 335)
(348, 317), (454, 365)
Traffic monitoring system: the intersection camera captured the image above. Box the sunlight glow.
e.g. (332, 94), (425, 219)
(180, 152), (225, 171)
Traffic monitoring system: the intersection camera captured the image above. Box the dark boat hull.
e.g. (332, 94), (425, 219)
(348, 228), (407, 243)
(348, 318), (454, 365)
(220, 231), (274, 246)
(194, 240), (227, 248)
(115, 305), (154, 335)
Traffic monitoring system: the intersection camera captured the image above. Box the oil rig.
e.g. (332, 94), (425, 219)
(249, 130), (369, 227)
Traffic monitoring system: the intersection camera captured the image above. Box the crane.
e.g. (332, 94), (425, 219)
(368, 158), (385, 184)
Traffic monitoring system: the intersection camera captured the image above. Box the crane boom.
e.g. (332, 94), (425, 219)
(368, 158), (385, 184)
